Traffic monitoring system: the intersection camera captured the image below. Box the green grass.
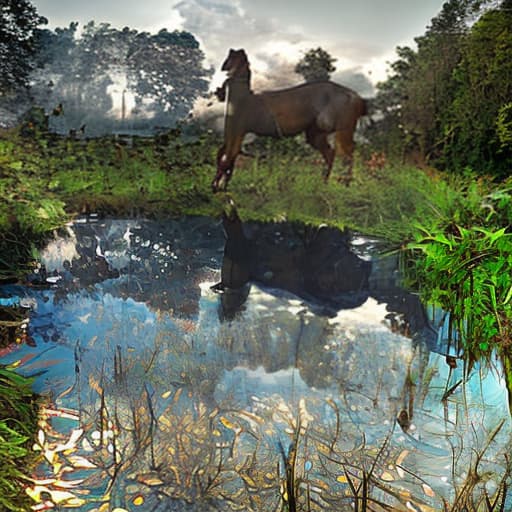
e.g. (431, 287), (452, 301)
(0, 367), (40, 511)
(0, 124), (504, 272)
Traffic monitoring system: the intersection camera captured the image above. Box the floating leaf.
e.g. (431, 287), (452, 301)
(60, 496), (87, 508)
(422, 483), (435, 497)
(82, 438), (94, 452)
(42, 408), (80, 421)
(219, 416), (240, 431)
(241, 474), (258, 488)
(381, 471), (394, 481)
(132, 495), (145, 506)
(30, 501), (55, 511)
(66, 455), (97, 469)
(396, 449), (409, 466)
(52, 479), (85, 489)
(26, 486), (80, 505)
(137, 473), (164, 486)
(56, 429), (83, 453)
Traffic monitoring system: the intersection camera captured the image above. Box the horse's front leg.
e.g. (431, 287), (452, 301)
(212, 136), (243, 192)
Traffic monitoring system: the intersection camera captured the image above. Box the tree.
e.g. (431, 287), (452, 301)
(441, 2), (512, 175)
(295, 47), (336, 82)
(371, 0), (512, 174)
(126, 28), (211, 121)
(0, 0), (47, 94)
(28, 22), (212, 134)
(397, 0), (484, 162)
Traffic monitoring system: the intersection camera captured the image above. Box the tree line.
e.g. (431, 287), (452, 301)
(370, 0), (512, 178)
(0, 0), (211, 134)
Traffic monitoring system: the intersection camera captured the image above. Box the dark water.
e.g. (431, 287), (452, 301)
(0, 216), (510, 511)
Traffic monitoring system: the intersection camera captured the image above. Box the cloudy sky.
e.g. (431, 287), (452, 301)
(31, 0), (446, 95)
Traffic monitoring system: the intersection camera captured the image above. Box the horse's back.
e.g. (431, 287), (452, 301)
(260, 81), (364, 133)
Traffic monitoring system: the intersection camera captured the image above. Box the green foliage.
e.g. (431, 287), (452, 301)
(496, 102), (512, 150)
(373, 0), (512, 176)
(441, 6), (512, 176)
(0, 125), (451, 277)
(0, 0), (47, 94)
(405, 177), (512, 405)
(294, 47), (336, 82)
(0, 367), (40, 511)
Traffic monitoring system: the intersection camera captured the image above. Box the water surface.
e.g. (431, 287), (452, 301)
(1, 216), (510, 511)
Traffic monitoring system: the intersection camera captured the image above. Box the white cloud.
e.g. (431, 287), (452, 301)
(173, 0), (378, 97)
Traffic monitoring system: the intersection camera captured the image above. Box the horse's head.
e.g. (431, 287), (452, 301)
(221, 48), (250, 79)
(212, 150), (234, 193)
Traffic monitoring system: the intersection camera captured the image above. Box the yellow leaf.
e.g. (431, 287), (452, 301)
(66, 455), (97, 469)
(53, 479), (85, 489)
(241, 474), (257, 487)
(26, 485), (46, 502)
(422, 483), (436, 497)
(43, 448), (57, 464)
(336, 474), (348, 483)
(220, 416), (239, 431)
(132, 495), (145, 506)
(173, 388), (183, 403)
(49, 489), (78, 504)
(381, 471), (395, 481)
(137, 473), (164, 486)
(396, 449), (409, 466)
(61, 496), (87, 507)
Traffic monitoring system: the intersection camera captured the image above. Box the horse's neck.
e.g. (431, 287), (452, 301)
(226, 76), (252, 101)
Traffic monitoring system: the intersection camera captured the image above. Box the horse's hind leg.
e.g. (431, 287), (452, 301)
(335, 130), (355, 184)
(305, 127), (334, 181)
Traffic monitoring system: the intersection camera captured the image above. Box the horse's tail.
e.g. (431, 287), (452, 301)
(361, 97), (369, 117)
(361, 97), (378, 118)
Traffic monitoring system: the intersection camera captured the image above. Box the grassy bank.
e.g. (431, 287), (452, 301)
(1, 125), (449, 276)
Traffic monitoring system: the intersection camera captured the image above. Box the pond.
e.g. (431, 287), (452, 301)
(1, 214), (511, 511)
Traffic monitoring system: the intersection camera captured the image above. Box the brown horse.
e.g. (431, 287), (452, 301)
(212, 48), (367, 192)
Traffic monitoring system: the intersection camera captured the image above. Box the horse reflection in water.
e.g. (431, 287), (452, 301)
(211, 204), (372, 321)
(212, 48), (368, 192)
(211, 207), (252, 321)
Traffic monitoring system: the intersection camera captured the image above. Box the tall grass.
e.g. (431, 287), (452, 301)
(0, 367), (40, 511)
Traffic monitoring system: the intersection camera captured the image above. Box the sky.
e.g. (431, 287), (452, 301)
(30, 0), (446, 95)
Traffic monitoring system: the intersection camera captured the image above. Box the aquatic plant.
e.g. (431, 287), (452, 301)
(405, 176), (512, 409)
(0, 366), (40, 511)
